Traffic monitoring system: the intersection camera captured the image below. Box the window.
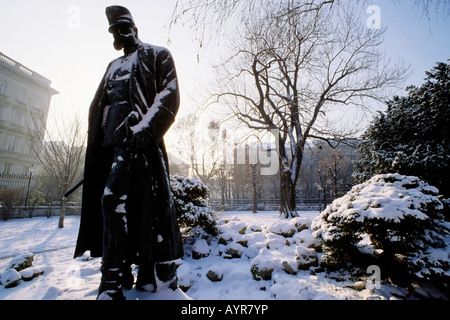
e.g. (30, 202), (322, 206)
(0, 105), (5, 120)
(18, 90), (26, 103)
(0, 132), (4, 150)
(34, 99), (42, 109)
(0, 82), (7, 95)
(6, 135), (17, 152)
(12, 109), (23, 126)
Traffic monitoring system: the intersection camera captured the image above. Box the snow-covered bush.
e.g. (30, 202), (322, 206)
(312, 174), (450, 286)
(170, 175), (219, 236)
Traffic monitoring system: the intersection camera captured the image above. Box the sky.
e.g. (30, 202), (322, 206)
(1, 0), (449, 153)
(0, 0), (200, 119)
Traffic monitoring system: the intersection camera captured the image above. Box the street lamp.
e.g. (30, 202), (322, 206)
(24, 164), (35, 210)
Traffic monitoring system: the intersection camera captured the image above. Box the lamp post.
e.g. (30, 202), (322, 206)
(24, 165), (35, 215)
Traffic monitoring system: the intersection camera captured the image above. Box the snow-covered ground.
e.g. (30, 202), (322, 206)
(0, 211), (445, 300)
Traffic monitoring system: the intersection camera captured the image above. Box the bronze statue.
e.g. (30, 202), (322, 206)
(73, 5), (183, 300)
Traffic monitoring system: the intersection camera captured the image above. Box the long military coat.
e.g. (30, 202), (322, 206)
(73, 41), (183, 264)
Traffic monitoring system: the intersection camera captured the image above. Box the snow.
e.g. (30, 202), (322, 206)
(115, 203), (127, 214)
(1, 269), (21, 288)
(0, 210), (446, 300)
(193, 239), (210, 256)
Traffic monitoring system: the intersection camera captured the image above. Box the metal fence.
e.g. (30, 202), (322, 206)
(0, 172), (48, 206)
(209, 198), (332, 212)
(0, 172), (84, 220)
(1, 172), (331, 215)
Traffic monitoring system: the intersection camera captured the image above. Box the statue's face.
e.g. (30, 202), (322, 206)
(111, 24), (137, 51)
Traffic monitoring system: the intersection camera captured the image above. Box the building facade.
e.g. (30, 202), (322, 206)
(0, 52), (58, 174)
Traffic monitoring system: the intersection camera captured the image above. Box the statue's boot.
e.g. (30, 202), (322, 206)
(136, 264), (157, 292)
(122, 264), (134, 290)
(136, 262), (178, 292)
(155, 261), (179, 291)
(97, 266), (125, 300)
(97, 195), (129, 300)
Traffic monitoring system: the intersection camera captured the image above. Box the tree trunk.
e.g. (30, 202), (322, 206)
(279, 169), (297, 218)
(252, 165), (258, 213)
(58, 198), (67, 229)
(322, 190), (327, 211)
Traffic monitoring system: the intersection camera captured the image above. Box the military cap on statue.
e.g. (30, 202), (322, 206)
(105, 5), (135, 32)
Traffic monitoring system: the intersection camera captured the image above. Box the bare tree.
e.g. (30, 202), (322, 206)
(206, 3), (410, 217)
(170, 0), (449, 51)
(313, 141), (355, 199)
(172, 114), (228, 185)
(408, 0), (450, 19)
(170, 0), (337, 52)
(28, 111), (86, 228)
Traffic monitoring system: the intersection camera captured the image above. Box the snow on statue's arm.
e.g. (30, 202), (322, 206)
(130, 49), (180, 144)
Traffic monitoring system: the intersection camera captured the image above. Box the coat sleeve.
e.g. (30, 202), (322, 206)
(131, 48), (180, 144)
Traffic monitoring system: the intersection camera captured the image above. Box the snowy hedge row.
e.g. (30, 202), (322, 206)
(312, 174), (450, 285)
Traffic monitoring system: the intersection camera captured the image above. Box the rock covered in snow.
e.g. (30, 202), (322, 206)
(206, 266), (223, 282)
(265, 233), (287, 250)
(345, 281), (366, 291)
(250, 248), (278, 281)
(1, 269), (21, 288)
(266, 217), (309, 238)
(267, 220), (296, 238)
(192, 239), (210, 259)
(282, 260), (298, 275)
(218, 234), (232, 245)
(248, 224), (262, 232)
(295, 246), (318, 270)
(177, 263), (193, 292)
(251, 264), (274, 281)
(290, 217), (309, 232)
(19, 267), (43, 282)
(224, 242), (245, 259)
(7, 252), (34, 271)
(1, 252), (44, 289)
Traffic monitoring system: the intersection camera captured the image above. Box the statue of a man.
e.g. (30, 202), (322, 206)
(73, 5), (183, 300)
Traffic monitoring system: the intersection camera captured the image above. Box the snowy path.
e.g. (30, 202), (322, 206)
(0, 216), (79, 260)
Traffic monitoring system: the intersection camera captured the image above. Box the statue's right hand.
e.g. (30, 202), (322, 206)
(124, 112), (139, 136)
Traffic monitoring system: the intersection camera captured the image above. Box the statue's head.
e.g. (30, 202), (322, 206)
(105, 6), (138, 51)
